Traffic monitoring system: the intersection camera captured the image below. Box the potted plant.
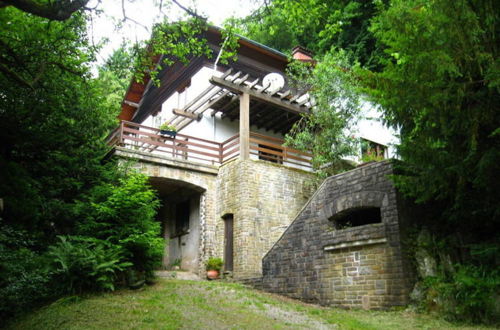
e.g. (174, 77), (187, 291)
(205, 257), (223, 280)
(159, 123), (177, 138)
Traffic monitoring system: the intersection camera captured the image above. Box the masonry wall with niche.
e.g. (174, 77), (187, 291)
(261, 160), (414, 310)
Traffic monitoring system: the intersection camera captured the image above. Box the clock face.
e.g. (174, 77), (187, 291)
(262, 72), (285, 93)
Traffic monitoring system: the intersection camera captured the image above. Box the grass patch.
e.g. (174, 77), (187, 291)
(6, 279), (495, 330)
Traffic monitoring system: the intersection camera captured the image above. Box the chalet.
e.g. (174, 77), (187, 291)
(107, 26), (410, 309)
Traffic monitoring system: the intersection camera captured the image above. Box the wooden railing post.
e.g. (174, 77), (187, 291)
(219, 142), (223, 164)
(119, 121), (124, 145)
(239, 92), (250, 160)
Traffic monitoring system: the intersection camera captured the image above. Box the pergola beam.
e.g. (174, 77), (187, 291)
(210, 76), (310, 116)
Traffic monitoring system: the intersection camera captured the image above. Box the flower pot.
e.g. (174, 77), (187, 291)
(160, 130), (177, 138)
(206, 269), (219, 280)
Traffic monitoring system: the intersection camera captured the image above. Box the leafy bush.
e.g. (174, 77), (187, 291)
(76, 172), (164, 274)
(0, 224), (58, 319)
(47, 236), (132, 293)
(206, 257), (224, 271)
(423, 265), (499, 324)
(412, 237), (500, 324)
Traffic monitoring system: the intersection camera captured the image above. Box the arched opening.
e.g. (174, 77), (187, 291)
(149, 177), (205, 273)
(329, 207), (382, 230)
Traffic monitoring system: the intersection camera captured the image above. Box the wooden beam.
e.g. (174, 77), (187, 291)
(170, 68), (233, 122)
(279, 89), (291, 99)
(172, 108), (202, 120)
(123, 100), (140, 108)
(210, 76), (310, 115)
(273, 114), (301, 134)
(252, 103), (288, 129)
(176, 91), (232, 131)
(264, 111), (291, 131)
(297, 94), (311, 106)
(239, 92), (250, 160)
(250, 103), (273, 127)
(223, 105), (239, 120)
(245, 78), (260, 89)
(214, 95), (238, 117)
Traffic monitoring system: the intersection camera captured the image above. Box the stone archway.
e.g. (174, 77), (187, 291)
(149, 177), (206, 273)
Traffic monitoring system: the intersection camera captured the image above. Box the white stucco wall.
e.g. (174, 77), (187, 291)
(140, 65), (399, 164)
(354, 101), (399, 160)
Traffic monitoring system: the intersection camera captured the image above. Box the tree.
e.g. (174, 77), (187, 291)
(0, 6), (162, 318)
(285, 52), (362, 175)
(0, 0), (89, 21)
(364, 0), (499, 237)
(234, 0), (385, 68)
(96, 44), (136, 113)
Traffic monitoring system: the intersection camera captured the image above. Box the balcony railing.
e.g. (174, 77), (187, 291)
(107, 121), (312, 170)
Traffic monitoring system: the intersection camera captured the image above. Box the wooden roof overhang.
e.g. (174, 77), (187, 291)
(117, 26), (290, 123)
(116, 26), (313, 133)
(166, 69), (313, 134)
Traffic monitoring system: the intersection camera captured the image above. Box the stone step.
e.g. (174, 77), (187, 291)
(155, 270), (202, 281)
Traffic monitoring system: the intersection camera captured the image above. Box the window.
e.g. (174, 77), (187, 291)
(329, 207), (382, 230)
(360, 138), (387, 161)
(174, 200), (190, 235)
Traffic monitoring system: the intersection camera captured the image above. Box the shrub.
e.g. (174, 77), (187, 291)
(47, 236), (132, 293)
(206, 257), (224, 271)
(428, 265), (500, 324)
(0, 225), (58, 319)
(76, 172), (164, 275)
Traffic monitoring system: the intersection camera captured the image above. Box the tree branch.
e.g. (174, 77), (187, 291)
(0, 0), (89, 21)
(121, 0), (149, 32)
(171, 0), (206, 20)
(0, 62), (33, 88)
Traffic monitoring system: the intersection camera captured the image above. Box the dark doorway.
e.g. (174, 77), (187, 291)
(223, 214), (234, 272)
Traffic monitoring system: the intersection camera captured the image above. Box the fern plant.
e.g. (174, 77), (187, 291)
(48, 236), (132, 293)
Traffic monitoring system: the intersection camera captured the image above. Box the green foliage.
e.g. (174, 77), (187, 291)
(76, 172), (164, 274)
(134, 19), (211, 85)
(95, 44), (136, 115)
(233, 0), (385, 68)
(205, 257), (224, 271)
(47, 236), (132, 293)
(0, 7), (162, 319)
(0, 224), (58, 319)
(0, 7), (116, 233)
(408, 230), (500, 324)
(159, 123), (177, 131)
(364, 0), (500, 238)
(422, 265), (499, 324)
(285, 52), (361, 176)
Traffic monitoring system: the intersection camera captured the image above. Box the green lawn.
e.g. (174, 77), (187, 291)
(5, 279), (492, 330)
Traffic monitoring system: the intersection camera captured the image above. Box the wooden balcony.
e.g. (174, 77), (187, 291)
(107, 121), (313, 170)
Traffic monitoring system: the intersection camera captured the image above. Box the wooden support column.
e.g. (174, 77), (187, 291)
(239, 92), (250, 160)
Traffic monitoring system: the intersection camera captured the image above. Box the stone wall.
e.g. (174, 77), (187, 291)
(261, 161), (413, 309)
(216, 159), (316, 279)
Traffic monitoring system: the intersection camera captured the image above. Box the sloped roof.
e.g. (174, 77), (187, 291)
(118, 26), (290, 122)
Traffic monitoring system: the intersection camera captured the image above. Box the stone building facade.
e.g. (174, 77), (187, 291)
(116, 147), (315, 279)
(216, 159), (316, 279)
(261, 161), (414, 309)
